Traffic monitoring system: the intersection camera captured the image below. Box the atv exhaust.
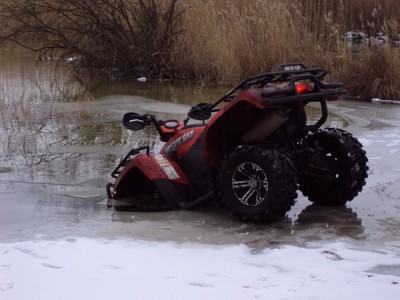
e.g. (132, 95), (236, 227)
(242, 108), (290, 142)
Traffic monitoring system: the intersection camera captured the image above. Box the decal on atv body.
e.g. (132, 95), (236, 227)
(154, 154), (180, 180)
(165, 130), (195, 153)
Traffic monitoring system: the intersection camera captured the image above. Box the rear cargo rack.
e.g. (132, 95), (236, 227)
(208, 65), (340, 111)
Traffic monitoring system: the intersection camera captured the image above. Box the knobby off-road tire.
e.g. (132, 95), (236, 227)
(299, 128), (368, 205)
(220, 144), (297, 222)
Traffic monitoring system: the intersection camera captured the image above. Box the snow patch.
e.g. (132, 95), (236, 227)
(1, 238), (400, 300)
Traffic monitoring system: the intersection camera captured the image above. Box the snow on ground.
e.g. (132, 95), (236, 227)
(1, 238), (399, 300)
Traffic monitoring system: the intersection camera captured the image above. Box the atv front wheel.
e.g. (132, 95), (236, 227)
(220, 144), (297, 222)
(299, 128), (368, 205)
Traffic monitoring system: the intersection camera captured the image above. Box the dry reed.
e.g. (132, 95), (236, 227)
(173, 0), (339, 83)
(0, 0), (399, 99)
(174, 0), (400, 99)
(336, 46), (400, 99)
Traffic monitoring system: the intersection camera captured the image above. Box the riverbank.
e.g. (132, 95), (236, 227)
(1, 0), (400, 100)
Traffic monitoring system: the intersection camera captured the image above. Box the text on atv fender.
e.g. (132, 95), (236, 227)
(154, 154), (180, 180)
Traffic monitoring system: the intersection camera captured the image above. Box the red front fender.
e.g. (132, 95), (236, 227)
(114, 154), (189, 188)
(111, 154), (191, 207)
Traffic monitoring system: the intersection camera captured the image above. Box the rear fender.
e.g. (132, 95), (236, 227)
(203, 91), (265, 166)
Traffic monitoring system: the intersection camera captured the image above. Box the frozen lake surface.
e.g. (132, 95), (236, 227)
(1, 95), (400, 299)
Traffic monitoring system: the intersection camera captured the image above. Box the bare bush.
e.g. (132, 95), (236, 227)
(0, 0), (185, 78)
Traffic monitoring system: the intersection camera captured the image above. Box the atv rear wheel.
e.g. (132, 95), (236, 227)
(220, 144), (297, 222)
(299, 128), (368, 205)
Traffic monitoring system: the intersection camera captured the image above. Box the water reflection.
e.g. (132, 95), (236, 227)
(0, 46), (85, 104)
(108, 201), (365, 250)
(86, 79), (227, 106)
(306, 105), (348, 129)
(0, 46), (348, 186)
(294, 204), (365, 240)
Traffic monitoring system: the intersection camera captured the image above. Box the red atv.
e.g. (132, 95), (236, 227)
(107, 64), (368, 222)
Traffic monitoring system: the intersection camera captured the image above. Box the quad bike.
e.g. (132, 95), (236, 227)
(107, 64), (368, 222)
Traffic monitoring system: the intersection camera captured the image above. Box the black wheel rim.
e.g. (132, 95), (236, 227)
(232, 162), (269, 206)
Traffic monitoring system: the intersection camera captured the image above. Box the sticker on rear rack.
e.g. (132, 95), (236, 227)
(154, 154), (180, 180)
(284, 65), (302, 71)
(278, 64), (306, 71)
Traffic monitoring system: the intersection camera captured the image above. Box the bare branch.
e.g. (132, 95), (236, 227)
(0, 0), (185, 78)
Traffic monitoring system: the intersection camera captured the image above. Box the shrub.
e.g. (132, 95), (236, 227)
(337, 46), (400, 99)
(0, 0), (185, 78)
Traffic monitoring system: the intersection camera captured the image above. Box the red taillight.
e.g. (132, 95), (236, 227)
(295, 83), (308, 94)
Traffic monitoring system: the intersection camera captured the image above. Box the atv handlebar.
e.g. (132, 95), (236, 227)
(122, 112), (185, 142)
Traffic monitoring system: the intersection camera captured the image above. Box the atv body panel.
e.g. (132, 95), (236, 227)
(107, 63), (368, 221)
(110, 124), (212, 209)
(111, 151), (191, 207)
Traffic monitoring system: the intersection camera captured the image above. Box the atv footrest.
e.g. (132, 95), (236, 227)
(111, 146), (150, 178)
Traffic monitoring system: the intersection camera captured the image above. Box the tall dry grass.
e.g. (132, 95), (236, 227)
(173, 0), (342, 83)
(337, 46), (400, 100)
(173, 0), (400, 99)
(0, 0), (399, 98)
